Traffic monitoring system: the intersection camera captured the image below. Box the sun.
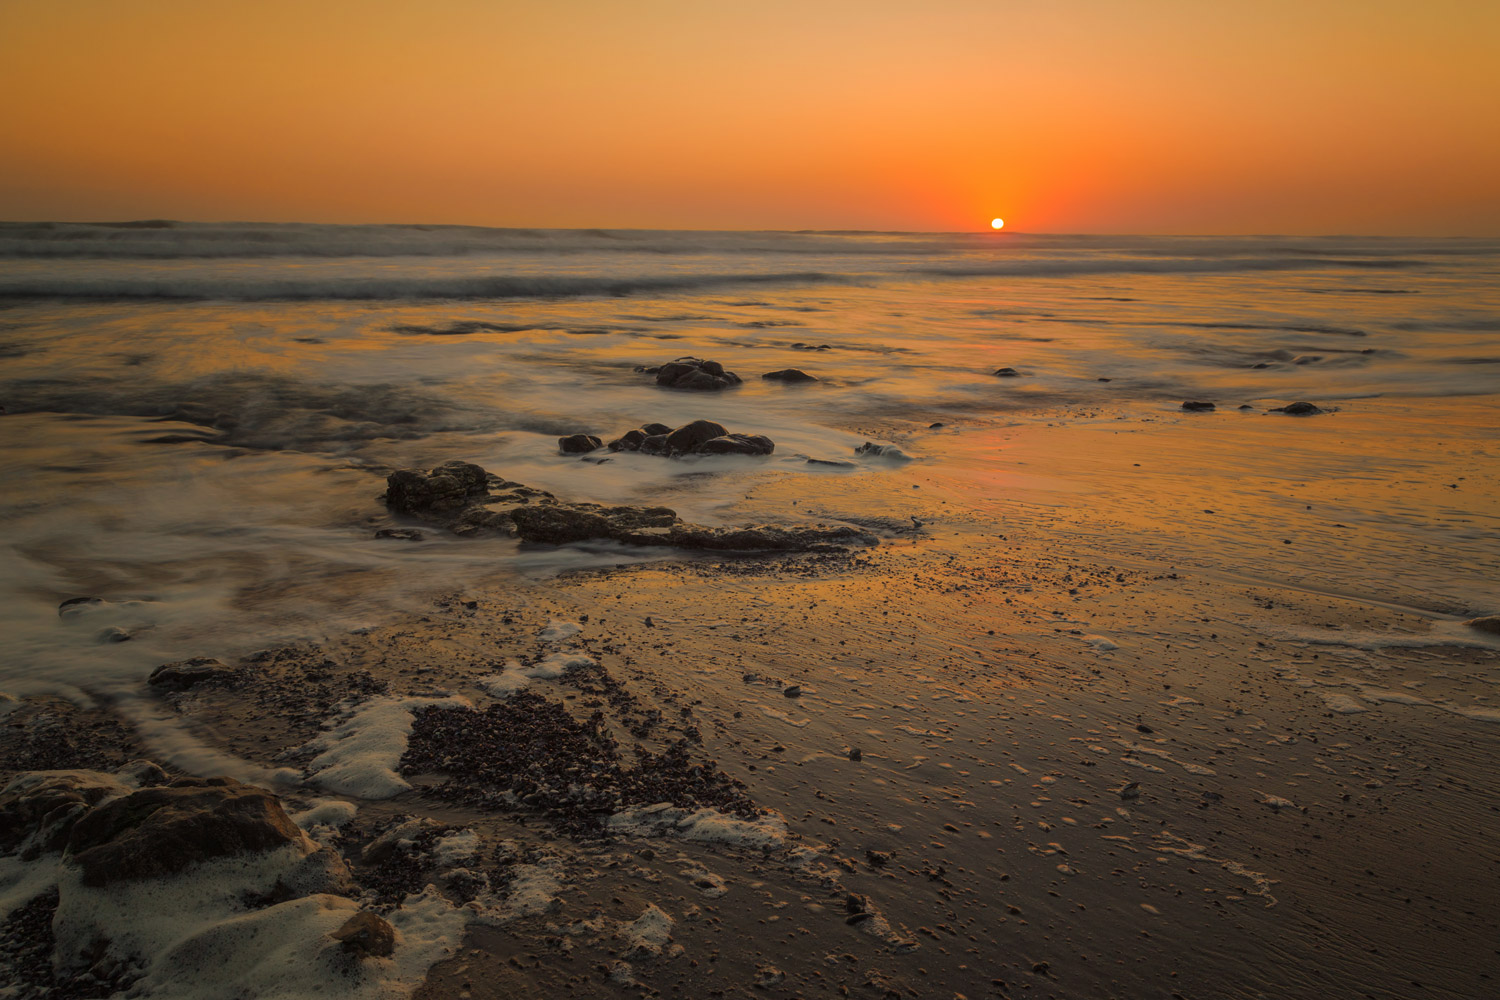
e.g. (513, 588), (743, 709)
(990, 218), (1005, 230)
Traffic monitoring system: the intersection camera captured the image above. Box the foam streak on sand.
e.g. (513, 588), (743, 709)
(607, 804), (788, 848)
(305, 695), (471, 798)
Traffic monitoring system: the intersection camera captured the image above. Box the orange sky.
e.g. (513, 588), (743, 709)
(2, 0), (1496, 233)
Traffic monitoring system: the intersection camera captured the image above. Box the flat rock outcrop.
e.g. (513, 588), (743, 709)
(148, 657), (238, 691)
(383, 462), (875, 552)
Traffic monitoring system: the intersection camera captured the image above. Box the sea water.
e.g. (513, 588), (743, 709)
(2, 222), (1497, 699)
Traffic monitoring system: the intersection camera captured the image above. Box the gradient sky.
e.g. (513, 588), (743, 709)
(2, 0), (1496, 233)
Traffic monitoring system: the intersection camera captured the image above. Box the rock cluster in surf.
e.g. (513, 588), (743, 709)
(382, 461), (876, 552)
(635, 357), (741, 391)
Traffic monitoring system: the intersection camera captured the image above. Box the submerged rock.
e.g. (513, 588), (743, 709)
(638, 357), (742, 391)
(57, 597), (105, 618)
(762, 368), (817, 383)
(1464, 615), (1500, 635)
(148, 657), (237, 691)
(1271, 401), (1326, 415)
(1181, 400), (1216, 411)
(374, 527), (424, 541)
(992, 367), (1022, 377)
(558, 433), (603, 454)
(65, 776), (309, 886)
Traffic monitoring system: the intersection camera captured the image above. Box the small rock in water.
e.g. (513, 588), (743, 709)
(331, 911), (396, 958)
(865, 849), (891, 868)
(847, 747), (863, 761)
(992, 367), (1022, 377)
(558, 433), (604, 454)
(854, 442), (911, 461)
(762, 368), (818, 382)
(641, 357), (742, 391)
(1271, 401), (1325, 415)
(1181, 400), (1215, 411)
(1462, 615), (1500, 635)
(1118, 781), (1141, 800)
(782, 685), (802, 698)
(374, 527), (424, 541)
(928, 422), (944, 428)
(148, 657), (237, 691)
(97, 627), (133, 644)
(57, 597), (105, 618)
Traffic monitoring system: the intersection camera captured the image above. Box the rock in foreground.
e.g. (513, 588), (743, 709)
(65, 776), (310, 885)
(1271, 401), (1325, 415)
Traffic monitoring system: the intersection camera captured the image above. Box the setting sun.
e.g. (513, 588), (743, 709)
(991, 218), (1005, 230)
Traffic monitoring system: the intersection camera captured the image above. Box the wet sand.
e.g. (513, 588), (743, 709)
(6, 397), (1496, 1000)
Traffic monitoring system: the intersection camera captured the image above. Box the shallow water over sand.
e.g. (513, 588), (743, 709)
(3, 227), (1497, 697)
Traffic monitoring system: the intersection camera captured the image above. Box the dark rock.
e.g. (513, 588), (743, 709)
(148, 657), (237, 691)
(697, 434), (774, 456)
(374, 528), (424, 541)
(847, 748), (863, 761)
(608, 429), (648, 452)
(0, 770), (133, 856)
(929, 422), (944, 428)
(332, 911), (395, 958)
(866, 849), (890, 867)
(762, 369), (817, 383)
(381, 461), (874, 552)
(510, 503), (874, 552)
(1181, 401), (1216, 411)
(664, 419), (729, 454)
(782, 685), (801, 698)
(57, 597), (104, 618)
(1272, 401), (1325, 415)
(510, 504), (678, 545)
(646, 357), (742, 391)
(96, 627), (133, 643)
(559, 433), (603, 454)
(790, 343), (830, 351)
(641, 423), (673, 436)
(993, 367), (1022, 377)
(385, 460), (489, 514)
(65, 776), (308, 886)
(1464, 615), (1500, 635)
(640, 433), (670, 455)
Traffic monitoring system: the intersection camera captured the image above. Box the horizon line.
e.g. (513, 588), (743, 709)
(2, 219), (1495, 240)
